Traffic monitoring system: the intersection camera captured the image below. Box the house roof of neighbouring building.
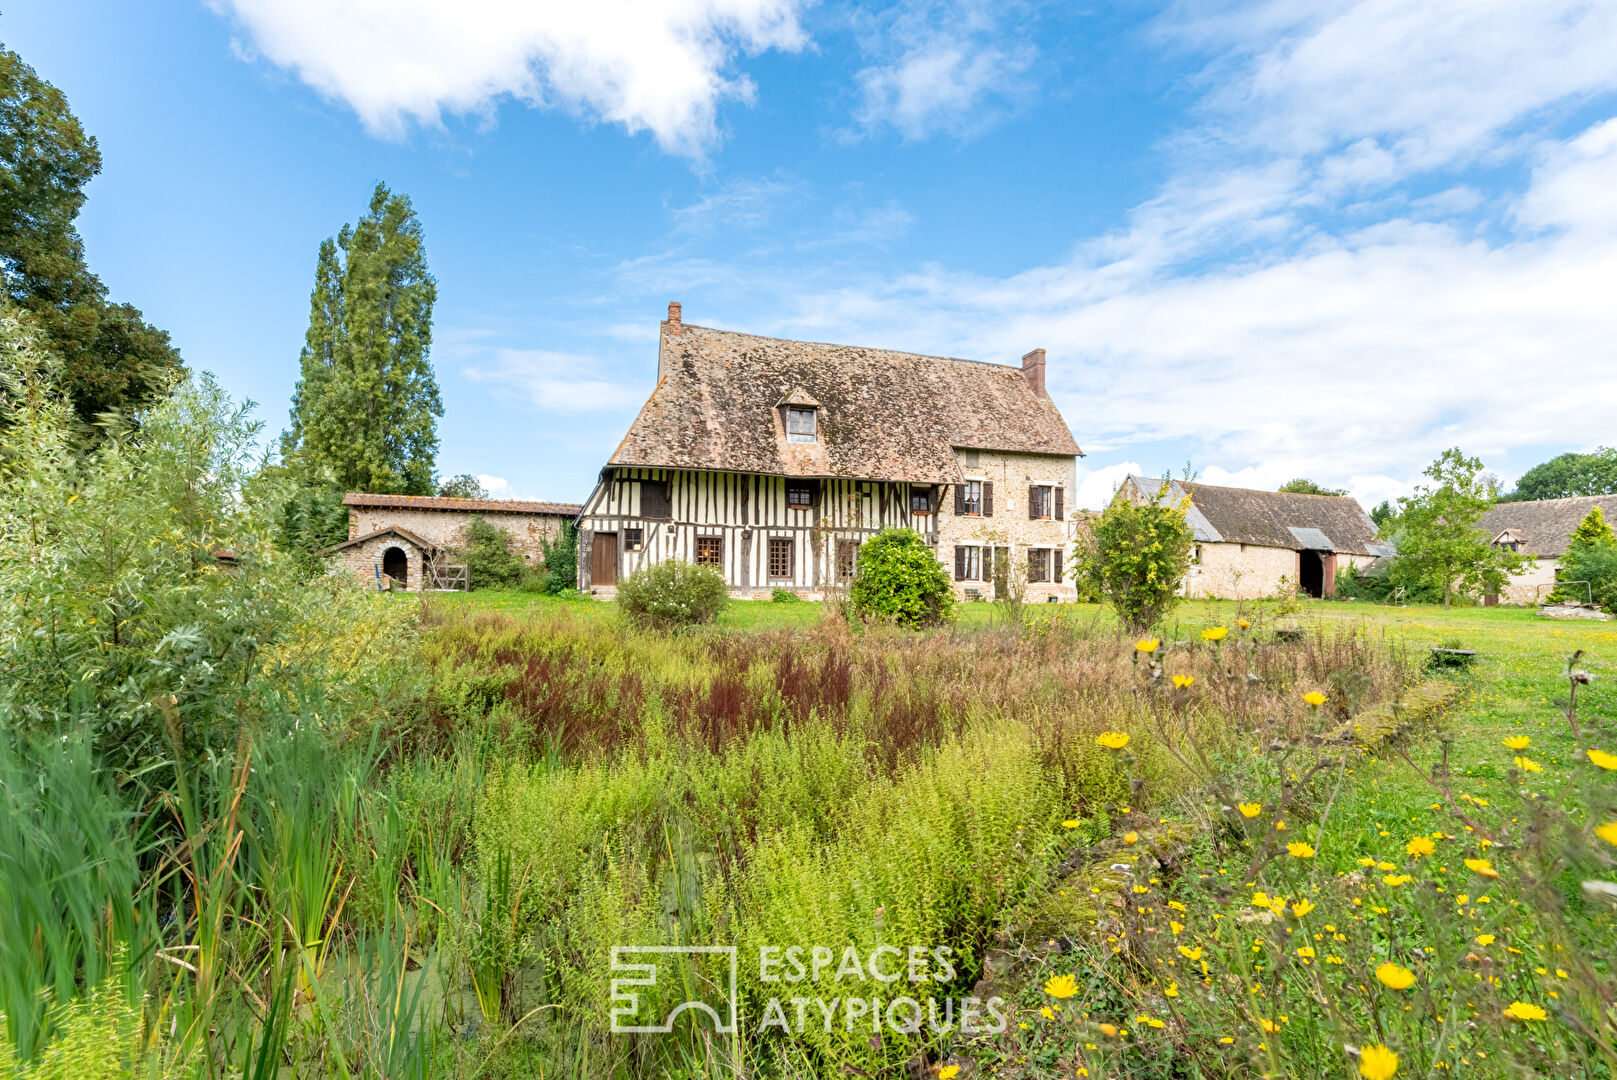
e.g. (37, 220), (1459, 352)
(1476, 494), (1617, 557)
(1123, 476), (1391, 557)
(608, 318), (1082, 485)
(343, 493), (584, 516)
(317, 525), (440, 557)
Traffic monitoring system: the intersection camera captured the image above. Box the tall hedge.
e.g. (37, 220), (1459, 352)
(848, 528), (956, 628)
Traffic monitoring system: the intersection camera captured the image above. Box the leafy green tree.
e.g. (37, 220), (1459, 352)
(1392, 448), (1529, 608)
(848, 528), (956, 628)
(535, 520), (578, 594)
(282, 183), (440, 495)
(1277, 478), (1346, 496)
(0, 45), (182, 428)
(1076, 481), (1193, 633)
(1369, 500), (1396, 532)
(1501, 447), (1617, 502)
(438, 473), (487, 498)
(1567, 506), (1615, 548)
(458, 517), (526, 590)
(1553, 507), (1617, 609)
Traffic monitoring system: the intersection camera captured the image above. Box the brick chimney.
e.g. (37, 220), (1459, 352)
(1022, 348), (1047, 397)
(667, 300), (682, 335)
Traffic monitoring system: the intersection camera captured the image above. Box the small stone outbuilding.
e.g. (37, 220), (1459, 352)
(1120, 476), (1392, 599)
(321, 492), (583, 592)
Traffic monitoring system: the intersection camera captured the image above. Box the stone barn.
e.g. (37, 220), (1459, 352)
(1476, 494), (1617, 605)
(1119, 476), (1393, 600)
(321, 492), (582, 591)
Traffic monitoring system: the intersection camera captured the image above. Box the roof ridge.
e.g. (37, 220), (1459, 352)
(674, 322), (1031, 373)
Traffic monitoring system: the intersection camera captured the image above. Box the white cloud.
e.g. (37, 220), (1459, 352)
(478, 474), (513, 498)
(1074, 461), (1142, 510)
(462, 348), (648, 413)
(849, 0), (1037, 140)
(212, 0), (808, 155)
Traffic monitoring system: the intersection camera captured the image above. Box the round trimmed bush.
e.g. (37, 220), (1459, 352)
(848, 528), (956, 628)
(615, 559), (730, 629)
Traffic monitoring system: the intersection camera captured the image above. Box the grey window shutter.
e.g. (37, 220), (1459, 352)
(1028, 487), (1037, 519)
(1055, 486), (1065, 520)
(954, 484), (966, 515)
(983, 481), (994, 517)
(954, 546), (966, 580)
(1053, 549), (1063, 583)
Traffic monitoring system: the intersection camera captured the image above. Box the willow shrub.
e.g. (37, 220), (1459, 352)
(615, 558), (730, 629)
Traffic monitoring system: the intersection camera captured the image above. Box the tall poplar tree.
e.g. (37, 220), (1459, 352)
(283, 183), (440, 494)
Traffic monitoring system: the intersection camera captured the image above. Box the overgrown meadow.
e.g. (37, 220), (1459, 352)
(3, 309), (1615, 1079)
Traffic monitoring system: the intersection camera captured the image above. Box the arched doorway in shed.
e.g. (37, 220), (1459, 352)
(382, 546), (409, 588)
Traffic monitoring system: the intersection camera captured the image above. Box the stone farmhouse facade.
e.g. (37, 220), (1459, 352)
(576, 303), (1083, 601)
(1119, 476), (1392, 599)
(321, 492), (581, 591)
(1476, 494), (1617, 605)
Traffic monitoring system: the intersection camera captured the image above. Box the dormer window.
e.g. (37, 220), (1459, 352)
(786, 407), (817, 444)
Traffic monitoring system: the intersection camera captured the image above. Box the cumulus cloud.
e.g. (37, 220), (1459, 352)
(212, 0), (808, 154)
(849, 0), (1038, 140)
(462, 348), (648, 413)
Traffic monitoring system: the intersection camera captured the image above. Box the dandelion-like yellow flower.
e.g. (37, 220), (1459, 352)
(1475, 934), (1495, 945)
(937, 1068), (959, 1080)
(1514, 756), (1543, 773)
(1097, 731), (1131, 749)
(1504, 1001), (1547, 1021)
(1287, 842), (1316, 858)
(1465, 858), (1499, 878)
(1098, 1023), (1119, 1037)
(1596, 821), (1617, 847)
(1238, 802), (1263, 818)
(1251, 892), (1271, 907)
(1502, 735), (1530, 750)
(1303, 691), (1327, 707)
(1178, 945), (1203, 961)
(1063, 819), (1080, 829)
(1202, 626), (1229, 641)
(1172, 674), (1195, 689)
(1169, 920), (1184, 935)
(1297, 946), (1315, 958)
(1258, 1017), (1281, 1033)
(1375, 963), (1416, 990)
(1136, 638), (1161, 652)
(1290, 899), (1314, 917)
(1382, 874), (1412, 886)
(1238, 619), (1251, 629)
(1040, 1006), (1055, 1020)
(1405, 836), (1435, 857)
(1359, 1043), (1399, 1080)
(1123, 831), (1139, 844)
(1043, 973), (1078, 999)
(1587, 748), (1617, 770)
(1164, 982), (1179, 997)
(1357, 857), (1376, 867)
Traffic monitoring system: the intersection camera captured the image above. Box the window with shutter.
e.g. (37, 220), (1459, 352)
(1052, 549), (1063, 583)
(959, 480), (982, 516)
(954, 546), (965, 580)
(983, 481), (994, 517)
(955, 545), (982, 581)
(1029, 485), (1053, 519)
(1028, 548), (1050, 583)
(1054, 486), (1064, 520)
(953, 485), (966, 515)
(640, 480), (671, 519)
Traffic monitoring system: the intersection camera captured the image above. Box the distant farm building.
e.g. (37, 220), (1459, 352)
(577, 302), (1084, 601)
(1476, 494), (1617, 605)
(321, 492), (581, 591)
(1119, 476), (1392, 599)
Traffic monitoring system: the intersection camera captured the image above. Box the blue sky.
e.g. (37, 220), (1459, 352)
(6, 1), (1617, 508)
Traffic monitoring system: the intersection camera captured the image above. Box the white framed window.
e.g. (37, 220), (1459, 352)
(955, 545), (982, 581)
(623, 528), (644, 552)
(786, 407), (817, 444)
(962, 480), (982, 515)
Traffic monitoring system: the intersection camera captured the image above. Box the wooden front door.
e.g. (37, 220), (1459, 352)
(592, 532), (618, 586)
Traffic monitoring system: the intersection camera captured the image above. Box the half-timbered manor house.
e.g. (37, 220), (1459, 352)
(577, 303), (1084, 600)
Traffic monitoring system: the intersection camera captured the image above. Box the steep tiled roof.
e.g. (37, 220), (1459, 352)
(609, 321), (1082, 484)
(1125, 477), (1388, 556)
(343, 493), (583, 516)
(1476, 494), (1617, 557)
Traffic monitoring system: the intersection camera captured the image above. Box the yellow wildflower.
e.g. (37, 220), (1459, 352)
(1359, 1043), (1399, 1080)
(1251, 892), (1271, 908)
(1405, 836), (1435, 857)
(1465, 859), (1499, 878)
(1502, 735), (1530, 750)
(1098, 1023), (1119, 1037)
(1202, 626), (1229, 641)
(1504, 1001), (1547, 1021)
(1290, 899), (1314, 917)
(1044, 973), (1078, 999)
(1303, 690), (1327, 707)
(1475, 934), (1495, 945)
(1172, 674), (1195, 689)
(1514, 756), (1543, 773)
(1164, 982), (1179, 997)
(1287, 842), (1316, 858)
(1238, 802), (1263, 818)
(1097, 731), (1131, 750)
(1170, 920), (1184, 935)
(1375, 963), (1416, 990)
(1124, 831), (1139, 844)
(1178, 945), (1203, 961)
(1040, 1006), (1055, 1020)
(1595, 821), (1617, 847)
(1587, 748), (1617, 770)
(1136, 638), (1160, 652)
(1238, 619), (1251, 629)
(938, 1068), (960, 1080)
(1297, 946), (1316, 958)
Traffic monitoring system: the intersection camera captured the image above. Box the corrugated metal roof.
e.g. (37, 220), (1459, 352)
(1124, 477), (1383, 556)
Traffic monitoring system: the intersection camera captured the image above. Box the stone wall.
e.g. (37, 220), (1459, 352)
(346, 507), (570, 563)
(334, 533), (431, 592)
(1497, 557), (1557, 606)
(937, 449), (1078, 603)
(1181, 543), (1379, 600)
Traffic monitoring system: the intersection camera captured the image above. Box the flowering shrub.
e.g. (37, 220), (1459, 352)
(615, 558), (729, 629)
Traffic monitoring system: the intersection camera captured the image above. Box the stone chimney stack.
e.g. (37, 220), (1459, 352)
(667, 300), (682, 335)
(1022, 348), (1047, 398)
